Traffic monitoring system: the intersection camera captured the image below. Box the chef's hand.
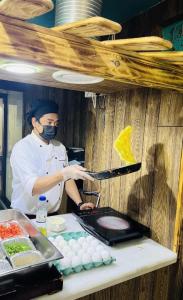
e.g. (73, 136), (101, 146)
(61, 165), (94, 181)
(79, 202), (95, 210)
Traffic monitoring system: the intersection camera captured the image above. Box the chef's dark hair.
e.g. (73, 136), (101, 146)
(26, 100), (59, 129)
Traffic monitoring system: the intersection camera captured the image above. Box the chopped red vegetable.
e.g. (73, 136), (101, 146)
(0, 222), (23, 239)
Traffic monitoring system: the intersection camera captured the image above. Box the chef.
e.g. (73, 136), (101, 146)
(10, 100), (95, 217)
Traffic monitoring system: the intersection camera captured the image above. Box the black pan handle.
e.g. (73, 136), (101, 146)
(80, 190), (101, 208)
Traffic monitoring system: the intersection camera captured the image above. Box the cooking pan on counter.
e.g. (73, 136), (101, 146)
(86, 162), (141, 180)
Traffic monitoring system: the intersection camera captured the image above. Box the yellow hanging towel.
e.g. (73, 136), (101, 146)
(113, 126), (136, 164)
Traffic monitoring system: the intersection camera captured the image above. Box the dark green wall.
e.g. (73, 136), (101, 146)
(29, 0), (162, 27)
(102, 0), (162, 22)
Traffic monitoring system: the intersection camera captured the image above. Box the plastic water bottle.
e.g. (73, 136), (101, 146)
(36, 195), (47, 236)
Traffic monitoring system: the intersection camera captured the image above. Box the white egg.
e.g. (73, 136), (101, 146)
(57, 241), (64, 250)
(87, 247), (95, 255)
(96, 245), (105, 252)
(60, 257), (71, 269)
(56, 239), (67, 248)
(92, 252), (102, 263)
(82, 242), (88, 250)
(86, 235), (94, 243)
(62, 241), (69, 249)
(82, 254), (92, 265)
(64, 251), (73, 259)
(77, 249), (85, 258)
(55, 236), (64, 243)
(90, 239), (100, 247)
(72, 244), (81, 253)
(62, 246), (72, 255)
(68, 239), (77, 247)
(71, 256), (81, 267)
(78, 237), (86, 245)
(101, 250), (111, 261)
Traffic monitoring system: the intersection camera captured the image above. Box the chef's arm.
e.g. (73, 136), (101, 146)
(65, 179), (95, 210)
(32, 165), (94, 196)
(32, 171), (63, 196)
(64, 179), (83, 205)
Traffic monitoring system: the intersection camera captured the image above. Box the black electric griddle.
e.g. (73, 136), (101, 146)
(74, 207), (150, 246)
(75, 163), (150, 246)
(87, 163), (141, 180)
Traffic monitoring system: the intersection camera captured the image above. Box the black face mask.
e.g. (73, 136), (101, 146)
(39, 125), (57, 141)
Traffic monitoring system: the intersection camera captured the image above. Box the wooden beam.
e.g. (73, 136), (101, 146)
(53, 16), (122, 38)
(139, 51), (183, 65)
(0, 0), (54, 20)
(0, 15), (182, 93)
(102, 36), (173, 52)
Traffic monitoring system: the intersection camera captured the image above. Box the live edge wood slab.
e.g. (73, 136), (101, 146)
(0, 15), (182, 93)
(0, 0), (54, 20)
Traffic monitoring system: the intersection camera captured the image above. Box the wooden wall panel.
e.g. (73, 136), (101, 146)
(129, 89), (161, 227)
(110, 92), (127, 211)
(79, 87), (182, 300)
(119, 89), (147, 214)
(169, 150), (183, 300)
(151, 127), (183, 248)
(158, 91), (183, 126)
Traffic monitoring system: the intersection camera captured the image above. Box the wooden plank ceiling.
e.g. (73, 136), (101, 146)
(0, 5), (182, 93)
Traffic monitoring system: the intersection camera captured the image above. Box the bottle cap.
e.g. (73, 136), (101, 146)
(39, 195), (46, 201)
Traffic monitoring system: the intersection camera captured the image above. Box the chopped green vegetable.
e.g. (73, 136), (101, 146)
(4, 242), (32, 256)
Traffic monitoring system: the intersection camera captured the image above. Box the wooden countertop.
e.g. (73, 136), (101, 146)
(36, 213), (177, 300)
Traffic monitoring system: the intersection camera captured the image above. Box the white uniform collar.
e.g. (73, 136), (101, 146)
(31, 130), (51, 147)
(31, 131), (55, 161)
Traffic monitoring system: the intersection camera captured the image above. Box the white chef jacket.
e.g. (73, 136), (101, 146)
(10, 131), (68, 215)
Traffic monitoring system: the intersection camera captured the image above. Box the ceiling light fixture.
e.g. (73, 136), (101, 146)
(52, 69), (104, 84)
(1, 63), (38, 74)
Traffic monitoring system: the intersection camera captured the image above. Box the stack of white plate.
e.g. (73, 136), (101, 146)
(55, 0), (102, 26)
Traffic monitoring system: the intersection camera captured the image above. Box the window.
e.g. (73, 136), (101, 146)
(0, 90), (23, 208)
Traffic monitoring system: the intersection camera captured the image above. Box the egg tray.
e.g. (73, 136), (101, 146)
(50, 231), (116, 276)
(54, 256), (115, 276)
(50, 231), (88, 241)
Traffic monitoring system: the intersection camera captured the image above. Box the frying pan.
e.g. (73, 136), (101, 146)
(86, 163), (141, 180)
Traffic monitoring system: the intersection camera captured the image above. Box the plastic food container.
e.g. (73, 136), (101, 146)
(0, 221), (28, 240)
(47, 216), (66, 232)
(10, 250), (44, 268)
(0, 259), (12, 274)
(1, 237), (36, 257)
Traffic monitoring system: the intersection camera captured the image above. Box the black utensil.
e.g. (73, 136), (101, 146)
(87, 163), (141, 180)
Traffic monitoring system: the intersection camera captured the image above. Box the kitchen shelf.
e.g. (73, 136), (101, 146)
(0, 14), (182, 93)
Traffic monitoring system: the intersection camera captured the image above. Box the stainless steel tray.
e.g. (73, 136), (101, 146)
(0, 259), (12, 274)
(0, 246), (5, 259)
(0, 209), (63, 278)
